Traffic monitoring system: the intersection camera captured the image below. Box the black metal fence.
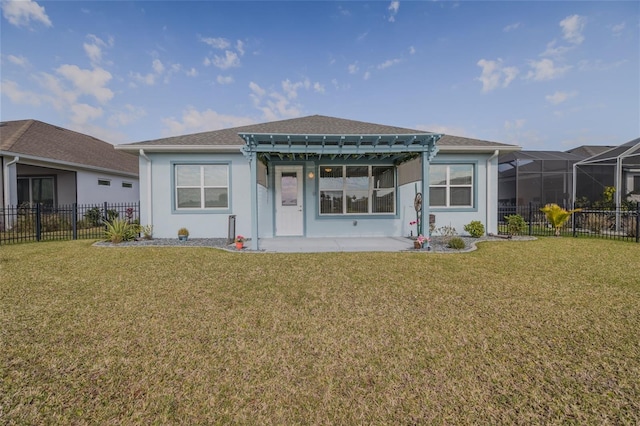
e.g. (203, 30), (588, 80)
(0, 202), (140, 245)
(498, 202), (640, 243)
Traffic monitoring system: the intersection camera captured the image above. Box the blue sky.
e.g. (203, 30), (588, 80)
(1, 1), (638, 150)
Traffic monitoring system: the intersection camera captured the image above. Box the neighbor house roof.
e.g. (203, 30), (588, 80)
(1, 119), (138, 175)
(576, 137), (640, 166)
(566, 145), (616, 158)
(118, 115), (519, 153)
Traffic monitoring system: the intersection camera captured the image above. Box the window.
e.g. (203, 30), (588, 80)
(17, 176), (55, 205)
(319, 165), (395, 215)
(175, 164), (228, 209)
(122, 182), (133, 188)
(430, 164), (474, 208)
(98, 179), (111, 186)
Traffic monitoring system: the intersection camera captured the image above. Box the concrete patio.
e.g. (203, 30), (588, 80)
(258, 236), (415, 253)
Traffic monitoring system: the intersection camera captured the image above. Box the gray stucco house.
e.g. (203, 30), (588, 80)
(117, 115), (519, 249)
(1, 119), (139, 208)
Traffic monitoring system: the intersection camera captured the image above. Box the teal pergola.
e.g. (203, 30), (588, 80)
(240, 132), (442, 250)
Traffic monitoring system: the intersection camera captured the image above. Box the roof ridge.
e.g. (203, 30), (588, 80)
(1, 119), (34, 151)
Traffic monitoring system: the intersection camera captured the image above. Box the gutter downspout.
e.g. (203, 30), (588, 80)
(4, 156), (20, 207)
(139, 150), (153, 227)
(486, 150), (499, 235)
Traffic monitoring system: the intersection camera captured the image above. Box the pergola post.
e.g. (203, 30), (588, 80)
(248, 151), (259, 250)
(421, 150), (431, 243)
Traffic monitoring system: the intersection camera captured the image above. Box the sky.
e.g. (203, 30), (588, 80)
(1, 1), (638, 150)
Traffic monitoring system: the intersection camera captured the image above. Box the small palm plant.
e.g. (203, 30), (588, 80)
(540, 203), (581, 237)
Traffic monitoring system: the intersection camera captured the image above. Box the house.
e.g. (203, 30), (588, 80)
(116, 115), (520, 249)
(1, 119), (139, 208)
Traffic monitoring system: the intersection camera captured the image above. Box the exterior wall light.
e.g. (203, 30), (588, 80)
(307, 171), (315, 179)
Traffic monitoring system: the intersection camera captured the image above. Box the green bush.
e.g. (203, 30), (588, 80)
(85, 207), (102, 226)
(104, 219), (140, 244)
(41, 213), (71, 232)
(505, 214), (526, 236)
(447, 237), (466, 250)
(463, 221), (485, 238)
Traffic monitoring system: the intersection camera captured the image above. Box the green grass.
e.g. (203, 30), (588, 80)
(1, 238), (639, 424)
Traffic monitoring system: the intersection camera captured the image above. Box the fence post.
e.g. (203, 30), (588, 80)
(636, 202), (639, 243)
(35, 203), (42, 242)
(528, 202), (533, 236)
(73, 203), (78, 240)
(103, 201), (109, 224)
(572, 202), (577, 237)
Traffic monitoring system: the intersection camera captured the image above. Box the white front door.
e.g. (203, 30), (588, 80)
(275, 166), (304, 236)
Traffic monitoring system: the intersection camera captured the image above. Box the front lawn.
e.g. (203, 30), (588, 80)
(1, 238), (639, 424)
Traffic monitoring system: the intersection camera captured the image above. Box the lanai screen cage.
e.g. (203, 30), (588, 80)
(572, 138), (640, 207)
(498, 151), (584, 207)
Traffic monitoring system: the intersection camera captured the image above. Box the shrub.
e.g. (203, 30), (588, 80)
(436, 225), (457, 238)
(40, 213), (71, 232)
(505, 214), (526, 236)
(447, 237), (466, 250)
(85, 207), (103, 226)
(463, 221), (485, 238)
(178, 227), (189, 237)
(104, 219), (140, 244)
(141, 224), (153, 240)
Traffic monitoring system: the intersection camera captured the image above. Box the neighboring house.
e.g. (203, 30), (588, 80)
(117, 115), (520, 249)
(1, 119), (139, 208)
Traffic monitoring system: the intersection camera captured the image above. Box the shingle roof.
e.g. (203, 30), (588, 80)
(566, 145), (616, 158)
(1, 119), (138, 175)
(577, 137), (640, 165)
(121, 115), (516, 150)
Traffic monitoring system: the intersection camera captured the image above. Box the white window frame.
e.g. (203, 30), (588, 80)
(318, 165), (396, 215)
(174, 164), (229, 210)
(430, 164), (474, 208)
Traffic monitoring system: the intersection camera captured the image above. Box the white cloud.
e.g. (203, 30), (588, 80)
(152, 59), (165, 74)
(525, 58), (570, 81)
(236, 40), (245, 56)
(161, 107), (254, 137)
(0, 79), (42, 106)
(217, 75), (234, 85)
(108, 104), (147, 127)
(577, 59), (627, 71)
(545, 90), (578, 105)
(248, 80), (316, 121)
(130, 71), (155, 86)
(212, 50), (240, 69)
(69, 103), (103, 124)
(313, 82), (325, 93)
(200, 36), (230, 49)
(502, 119), (547, 147)
(282, 78), (310, 99)
(357, 31), (368, 41)
(56, 64), (114, 103)
(476, 58), (519, 93)
(249, 81), (266, 97)
(560, 15), (586, 45)
(186, 67), (198, 77)
(363, 71), (371, 80)
(377, 58), (401, 69)
(611, 22), (625, 36)
(388, 1), (399, 22)
(348, 63), (359, 74)
(7, 54), (29, 67)
(503, 22), (520, 32)
(540, 40), (573, 58)
(83, 34), (113, 66)
(1, 0), (52, 28)
(409, 46), (415, 55)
